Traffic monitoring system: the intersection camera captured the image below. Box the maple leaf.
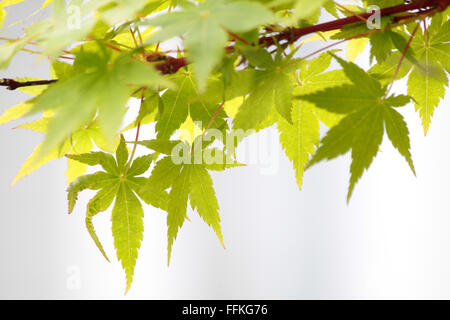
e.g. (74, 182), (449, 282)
(266, 0), (330, 24)
(0, 61), (118, 185)
(156, 72), (227, 140)
(67, 137), (166, 293)
(278, 53), (349, 189)
(407, 19), (450, 134)
(30, 49), (170, 158)
(300, 54), (415, 201)
(147, 0), (276, 90)
(13, 116), (117, 185)
(278, 102), (319, 190)
(136, 138), (241, 264)
(232, 47), (297, 129)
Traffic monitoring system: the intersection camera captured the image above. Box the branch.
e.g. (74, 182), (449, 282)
(2, 0), (449, 88)
(0, 78), (57, 90)
(153, 0), (450, 75)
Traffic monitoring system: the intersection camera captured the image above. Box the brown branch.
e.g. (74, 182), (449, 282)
(156, 0), (449, 75)
(259, 0), (447, 46)
(0, 78), (57, 90)
(2, 0), (449, 88)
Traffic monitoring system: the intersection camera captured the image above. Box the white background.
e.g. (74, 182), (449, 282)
(1, 1), (450, 299)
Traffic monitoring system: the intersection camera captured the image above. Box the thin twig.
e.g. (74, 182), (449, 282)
(137, 28), (144, 47)
(223, 27), (249, 45)
(203, 102), (225, 138)
(105, 42), (122, 53)
(0, 78), (57, 90)
(386, 21), (421, 96)
(125, 89), (145, 173)
(130, 28), (139, 48)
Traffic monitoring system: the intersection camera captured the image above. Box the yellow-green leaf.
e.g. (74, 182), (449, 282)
(278, 102), (320, 189)
(112, 182), (144, 293)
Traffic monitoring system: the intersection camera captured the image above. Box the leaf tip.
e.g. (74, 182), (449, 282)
(167, 244), (173, 267)
(410, 165), (417, 177)
(10, 176), (19, 188)
(346, 195), (352, 205)
(346, 185), (355, 204)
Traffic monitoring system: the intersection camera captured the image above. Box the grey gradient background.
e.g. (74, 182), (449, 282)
(1, 1), (450, 299)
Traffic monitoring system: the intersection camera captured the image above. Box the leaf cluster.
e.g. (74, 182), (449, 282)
(1, 0), (450, 291)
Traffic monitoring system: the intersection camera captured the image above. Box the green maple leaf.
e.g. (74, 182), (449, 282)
(369, 30), (413, 64)
(232, 47), (297, 130)
(0, 37), (30, 70)
(96, 0), (150, 25)
(19, 0), (152, 57)
(156, 72), (227, 139)
(67, 137), (166, 293)
(1, 61), (118, 185)
(296, 53), (349, 128)
(278, 53), (349, 190)
(147, 0), (276, 90)
(299, 54), (415, 201)
(31, 49), (170, 158)
(0, 0), (43, 68)
(278, 102), (319, 190)
(12, 116), (117, 185)
(136, 138), (241, 264)
(407, 18), (449, 135)
(368, 51), (413, 85)
(24, 0), (96, 57)
(369, 32), (393, 63)
(123, 92), (161, 132)
(265, 0), (329, 23)
(0, 61), (68, 126)
(290, 0), (329, 22)
(0, 100), (34, 127)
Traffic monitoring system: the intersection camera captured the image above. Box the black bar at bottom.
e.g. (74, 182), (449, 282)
(1, 300), (449, 318)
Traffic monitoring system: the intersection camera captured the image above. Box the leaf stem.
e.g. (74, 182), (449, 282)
(0, 78), (57, 90)
(223, 27), (249, 45)
(203, 101), (225, 138)
(125, 89), (145, 173)
(385, 21), (422, 96)
(130, 28), (139, 48)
